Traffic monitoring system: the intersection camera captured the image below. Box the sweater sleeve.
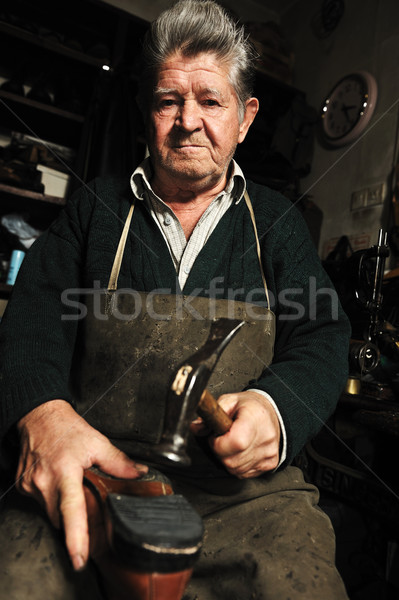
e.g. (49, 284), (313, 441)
(0, 185), (95, 451)
(245, 190), (351, 465)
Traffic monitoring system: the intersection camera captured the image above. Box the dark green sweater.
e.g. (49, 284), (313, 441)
(0, 177), (350, 465)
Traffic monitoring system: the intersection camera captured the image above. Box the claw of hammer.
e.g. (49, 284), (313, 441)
(152, 318), (245, 467)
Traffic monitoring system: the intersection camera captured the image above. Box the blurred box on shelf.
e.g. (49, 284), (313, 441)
(0, 299), (8, 321)
(10, 132), (76, 172)
(37, 164), (70, 198)
(246, 21), (295, 85)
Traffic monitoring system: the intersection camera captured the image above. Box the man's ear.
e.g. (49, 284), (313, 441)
(238, 97), (259, 144)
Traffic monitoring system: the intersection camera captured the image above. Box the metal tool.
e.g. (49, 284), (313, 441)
(153, 318), (245, 466)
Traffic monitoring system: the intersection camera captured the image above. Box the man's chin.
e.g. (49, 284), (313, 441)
(163, 161), (216, 183)
(151, 153), (227, 190)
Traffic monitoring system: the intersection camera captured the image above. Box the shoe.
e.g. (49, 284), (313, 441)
(83, 468), (203, 600)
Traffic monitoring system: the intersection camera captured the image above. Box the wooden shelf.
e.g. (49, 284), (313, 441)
(0, 20), (110, 69)
(0, 182), (67, 206)
(0, 90), (85, 123)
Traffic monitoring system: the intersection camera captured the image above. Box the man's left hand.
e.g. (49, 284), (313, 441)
(191, 391), (280, 477)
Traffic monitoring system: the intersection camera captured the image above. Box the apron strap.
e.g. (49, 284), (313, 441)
(107, 192), (270, 308)
(107, 202), (135, 291)
(244, 190), (271, 309)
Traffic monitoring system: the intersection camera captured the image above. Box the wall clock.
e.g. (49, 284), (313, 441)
(320, 71), (378, 147)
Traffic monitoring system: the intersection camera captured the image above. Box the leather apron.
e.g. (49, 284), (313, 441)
(74, 192), (276, 476)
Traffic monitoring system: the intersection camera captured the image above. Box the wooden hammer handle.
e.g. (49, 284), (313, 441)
(197, 389), (233, 436)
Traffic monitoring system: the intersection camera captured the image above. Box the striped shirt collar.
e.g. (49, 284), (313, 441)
(130, 157), (246, 204)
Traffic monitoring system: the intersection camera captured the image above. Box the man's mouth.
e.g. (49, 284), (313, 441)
(174, 143), (205, 150)
(170, 138), (206, 148)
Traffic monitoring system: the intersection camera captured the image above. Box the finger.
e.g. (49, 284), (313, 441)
(95, 443), (149, 479)
(216, 394), (240, 416)
(15, 452), (35, 495)
(16, 464), (56, 524)
(58, 473), (89, 571)
(190, 417), (211, 437)
(15, 467), (32, 496)
(224, 449), (278, 478)
(235, 468), (261, 479)
(210, 419), (250, 458)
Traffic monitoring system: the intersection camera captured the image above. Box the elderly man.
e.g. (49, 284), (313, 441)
(0, 1), (350, 598)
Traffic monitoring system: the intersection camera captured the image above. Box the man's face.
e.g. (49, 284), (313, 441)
(147, 52), (258, 192)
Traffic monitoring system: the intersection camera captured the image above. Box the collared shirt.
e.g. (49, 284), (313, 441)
(130, 157), (287, 468)
(131, 157), (246, 289)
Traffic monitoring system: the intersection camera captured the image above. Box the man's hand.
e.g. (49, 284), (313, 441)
(16, 399), (148, 571)
(191, 391), (280, 478)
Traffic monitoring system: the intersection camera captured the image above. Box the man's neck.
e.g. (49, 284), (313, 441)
(158, 192), (220, 240)
(151, 168), (231, 239)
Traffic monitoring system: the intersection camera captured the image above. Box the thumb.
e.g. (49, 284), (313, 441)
(95, 443), (148, 479)
(217, 393), (240, 417)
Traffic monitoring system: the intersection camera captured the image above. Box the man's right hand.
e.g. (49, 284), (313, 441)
(16, 399), (148, 571)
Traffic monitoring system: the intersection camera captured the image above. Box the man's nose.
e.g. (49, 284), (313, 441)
(175, 101), (202, 131)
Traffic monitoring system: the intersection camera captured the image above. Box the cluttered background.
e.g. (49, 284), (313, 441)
(0, 0), (399, 597)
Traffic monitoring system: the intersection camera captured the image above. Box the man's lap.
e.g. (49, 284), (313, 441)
(0, 467), (348, 600)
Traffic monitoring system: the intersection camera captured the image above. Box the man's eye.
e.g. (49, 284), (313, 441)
(204, 99), (219, 107)
(160, 99), (177, 107)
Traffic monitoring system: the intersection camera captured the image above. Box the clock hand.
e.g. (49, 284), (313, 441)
(341, 104), (357, 122)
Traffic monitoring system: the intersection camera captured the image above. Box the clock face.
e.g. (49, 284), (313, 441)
(321, 71), (377, 147)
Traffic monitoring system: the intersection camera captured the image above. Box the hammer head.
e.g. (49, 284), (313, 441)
(152, 318), (244, 466)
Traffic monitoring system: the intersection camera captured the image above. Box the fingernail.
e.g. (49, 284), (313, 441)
(72, 553), (86, 571)
(136, 463), (149, 473)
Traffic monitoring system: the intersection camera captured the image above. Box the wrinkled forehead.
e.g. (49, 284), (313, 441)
(163, 49), (233, 75)
(153, 51), (236, 97)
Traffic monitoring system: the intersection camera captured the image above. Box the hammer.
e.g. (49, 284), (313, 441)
(153, 318), (244, 466)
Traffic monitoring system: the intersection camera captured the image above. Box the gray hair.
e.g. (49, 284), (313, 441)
(138, 0), (257, 121)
